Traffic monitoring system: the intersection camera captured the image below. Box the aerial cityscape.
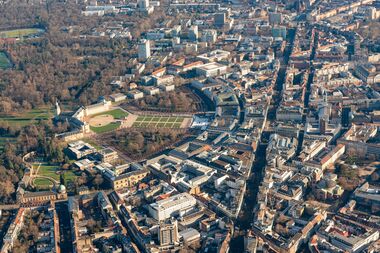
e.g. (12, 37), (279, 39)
(0, 0), (379, 252)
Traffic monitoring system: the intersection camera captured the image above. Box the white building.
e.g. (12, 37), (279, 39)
(149, 193), (197, 221)
(195, 62), (228, 77)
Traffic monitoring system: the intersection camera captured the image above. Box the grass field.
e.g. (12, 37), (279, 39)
(91, 108), (128, 119)
(0, 52), (11, 69)
(90, 121), (121, 133)
(0, 107), (54, 127)
(132, 115), (185, 128)
(0, 28), (44, 39)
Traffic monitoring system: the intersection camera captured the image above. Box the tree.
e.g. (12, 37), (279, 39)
(93, 174), (103, 189)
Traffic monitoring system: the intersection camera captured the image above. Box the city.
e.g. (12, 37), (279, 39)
(0, 0), (379, 253)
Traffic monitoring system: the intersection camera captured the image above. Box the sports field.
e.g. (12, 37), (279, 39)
(132, 115), (185, 128)
(0, 107), (54, 127)
(0, 52), (11, 69)
(0, 28), (44, 39)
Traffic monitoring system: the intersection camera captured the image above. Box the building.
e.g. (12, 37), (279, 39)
(66, 141), (97, 160)
(98, 148), (118, 163)
(159, 219), (179, 247)
(272, 26), (287, 39)
(269, 12), (283, 25)
(138, 0), (154, 14)
(109, 169), (149, 190)
(353, 182), (380, 213)
(195, 62), (228, 77)
(109, 93), (127, 102)
(188, 25), (198, 41)
(138, 39), (151, 61)
(342, 107), (352, 127)
(128, 90), (144, 100)
(18, 186), (67, 204)
(149, 192), (197, 221)
(201, 29), (217, 43)
(214, 12), (226, 27)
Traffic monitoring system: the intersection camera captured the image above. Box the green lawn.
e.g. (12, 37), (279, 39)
(132, 116), (185, 128)
(33, 162), (79, 188)
(91, 108), (128, 119)
(0, 52), (11, 69)
(0, 107), (54, 127)
(34, 178), (54, 188)
(90, 122), (121, 133)
(0, 28), (44, 39)
(38, 164), (60, 181)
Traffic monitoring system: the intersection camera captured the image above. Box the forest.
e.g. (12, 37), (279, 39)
(0, 0), (168, 113)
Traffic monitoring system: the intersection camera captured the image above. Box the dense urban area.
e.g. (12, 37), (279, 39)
(0, 0), (379, 253)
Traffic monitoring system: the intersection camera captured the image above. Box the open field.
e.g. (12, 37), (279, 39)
(132, 115), (186, 128)
(0, 107), (54, 127)
(0, 28), (44, 39)
(0, 52), (11, 69)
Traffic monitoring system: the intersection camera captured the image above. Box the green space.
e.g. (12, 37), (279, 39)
(0, 52), (11, 69)
(0, 107), (54, 127)
(132, 115), (186, 128)
(91, 108), (128, 119)
(0, 28), (44, 39)
(90, 121), (121, 133)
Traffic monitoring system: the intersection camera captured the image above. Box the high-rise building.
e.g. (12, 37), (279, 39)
(269, 12), (283, 25)
(159, 219), (179, 246)
(138, 0), (153, 14)
(342, 107), (352, 128)
(214, 12), (226, 27)
(138, 39), (151, 61)
(188, 25), (198, 41)
(138, 0), (149, 10)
